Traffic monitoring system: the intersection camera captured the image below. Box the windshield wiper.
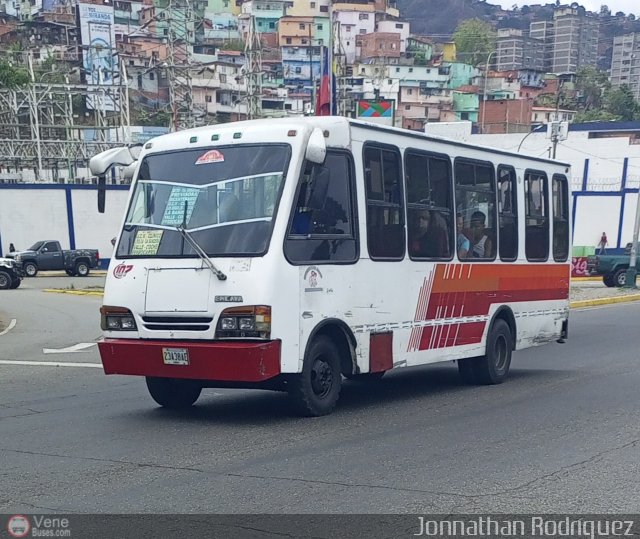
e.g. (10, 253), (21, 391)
(176, 226), (227, 281)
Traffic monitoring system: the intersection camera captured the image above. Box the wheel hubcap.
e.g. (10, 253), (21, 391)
(0, 275), (8, 287)
(26, 265), (35, 276)
(311, 358), (333, 398)
(494, 335), (508, 372)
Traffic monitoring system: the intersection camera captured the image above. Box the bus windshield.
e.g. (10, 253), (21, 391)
(116, 144), (291, 258)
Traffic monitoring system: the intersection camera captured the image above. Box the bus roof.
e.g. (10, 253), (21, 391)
(146, 116), (571, 169)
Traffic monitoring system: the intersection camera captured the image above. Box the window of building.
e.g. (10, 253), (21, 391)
(285, 151), (358, 264)
(219, 74), (227, 82)
(310, 1), (315, 7)
(454, 159), (497, 260)
(524, 170), (549, 261)
(359, 29), (366, 34)
(320, 5), (328, 11)
(295, 66), (302, 74)
(395, 23), (403, 29)
(359, 13), (369, 20)
(205, 95), (212, 102)
(552, 174), (569, 262)
(299, 23), (305, 30)
(497, 165), (518, 261)
(269, 22), (275, 29)
(317, 24), (323, 30)
(364, 144), (405, 260)
(286, 37), (292, 44)
(407, 88), (413, 95)
(405, 150), (454, 260)
(149, 72), (155, 81)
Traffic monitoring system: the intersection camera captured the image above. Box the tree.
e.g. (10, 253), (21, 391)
(575, 66), (610, 112)
(452, 18), (496, 66)
(600, 4), (611, 17)
(0, 60), (30, 88)
(606, 85), (639, 121)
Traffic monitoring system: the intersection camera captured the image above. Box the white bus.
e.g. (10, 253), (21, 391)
(91, 117), (571, 416)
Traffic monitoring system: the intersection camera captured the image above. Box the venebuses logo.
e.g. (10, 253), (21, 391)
(7, 515), (30, 538)
(113, 263), (133, 279)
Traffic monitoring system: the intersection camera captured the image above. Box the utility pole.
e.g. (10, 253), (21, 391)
(552, 77), (563, 159)
(244, 14), (262, 120)
(166, 0), (198, 131)
(27, 52), (44, 181)
(625, 183), (640, 288)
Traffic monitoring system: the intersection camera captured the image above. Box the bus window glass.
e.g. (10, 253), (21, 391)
(498, 166), (518, 261)
(552, 174), (569, 262)
(285, 151), (358, 263)
(405, 151), (453, 260)
(525, 170), (549, 261)
(455, 160), (496, 260)
(364, 145), (405, 259)
(117, 144), (290, 258)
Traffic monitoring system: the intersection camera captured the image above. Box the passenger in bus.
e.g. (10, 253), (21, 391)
(411, 209), (448, 258)
(470, 211), (492, 258)
(456, 213), (470, 259)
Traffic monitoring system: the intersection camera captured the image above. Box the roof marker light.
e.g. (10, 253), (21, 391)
(145, 142), (153, 149)
(189, 136), (198, 143)
(323, 130), (330, 138)
(211, 134), (220, 141)
(233, 132), (242, 139)
(287, 130), (297, 137)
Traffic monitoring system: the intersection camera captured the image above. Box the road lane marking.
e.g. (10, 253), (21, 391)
(0, 360), (102, 368)
(0, 319), (17, 336)
(43, 343), (97, 354)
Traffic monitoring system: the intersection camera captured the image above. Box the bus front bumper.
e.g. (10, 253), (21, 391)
(98, 338), (281, 382)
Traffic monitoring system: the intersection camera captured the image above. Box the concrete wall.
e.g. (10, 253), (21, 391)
(0, 185), (130, 266)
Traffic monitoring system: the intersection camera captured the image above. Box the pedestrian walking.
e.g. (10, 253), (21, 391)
(597, 232), (608, 255)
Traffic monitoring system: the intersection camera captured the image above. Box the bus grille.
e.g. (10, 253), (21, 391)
(141, 315), (213, 332)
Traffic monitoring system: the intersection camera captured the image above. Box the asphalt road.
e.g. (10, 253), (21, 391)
(0, 277), (639, 514)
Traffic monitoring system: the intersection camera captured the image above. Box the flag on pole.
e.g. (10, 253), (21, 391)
(315, 46), (331, 116)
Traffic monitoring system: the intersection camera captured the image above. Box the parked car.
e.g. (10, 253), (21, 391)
(587, 242), (638, 287)
(0, 257), (23, 289)
(7, 240), (99, 277)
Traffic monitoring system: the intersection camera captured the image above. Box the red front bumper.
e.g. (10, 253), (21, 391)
(98, 338), (281, 382)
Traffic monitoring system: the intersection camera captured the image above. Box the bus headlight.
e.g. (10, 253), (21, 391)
(216, 306), (271, 339)
(100, 306), (138, 331)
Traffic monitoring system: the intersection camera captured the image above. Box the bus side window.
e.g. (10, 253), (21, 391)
(524, 170), (549, 261)
(454, 159), (497, 261)
(284, 151), (358, 264)
(405, 150), (454, 260)
(552, 174), (569, 262)
(498, 166), (518, 261)
(364, 144), (405, 260)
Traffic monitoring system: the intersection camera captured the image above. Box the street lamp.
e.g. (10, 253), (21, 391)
(517, 123), (546, 153)
(480, 51), (497, 134)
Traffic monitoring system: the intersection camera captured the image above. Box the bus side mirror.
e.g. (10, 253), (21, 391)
(305, 127), (326, 164)
(97, 175), (106, 213)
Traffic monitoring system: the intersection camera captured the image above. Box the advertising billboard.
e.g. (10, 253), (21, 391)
(77, 2), (119, 111)
(356, 99), (395, 126)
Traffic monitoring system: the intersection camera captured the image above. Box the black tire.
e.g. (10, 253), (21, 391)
(23, 262), (37, 277)
(613, 268), (627, 287)
(66, 269), (76, 277)
(0, 270), (11, 290)
(9, 278), (20, 289)
(288, 335), (342, 417)
(75, 261), (90, 277)
(458, 319), (512, 385)
(603, 274), (615, 288)
(145, 377), (202, 409)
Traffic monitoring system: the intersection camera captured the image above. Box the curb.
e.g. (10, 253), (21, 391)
(43, 289), (104, 297)
(570, 293), (640, 309)
(571, 276), (602, 282)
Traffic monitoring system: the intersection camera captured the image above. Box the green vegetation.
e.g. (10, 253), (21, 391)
(452, 19), (496, 66)
(0, 60), (30, 88)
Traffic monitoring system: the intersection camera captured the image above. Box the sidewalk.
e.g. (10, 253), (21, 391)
(569, 280), (640, 308)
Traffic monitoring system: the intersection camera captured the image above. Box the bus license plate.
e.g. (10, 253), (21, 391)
(162, 348), (189, 366)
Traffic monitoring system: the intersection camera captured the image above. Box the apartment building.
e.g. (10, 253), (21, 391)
(529, 7), (598, 74)
(611, 33), (640, 99)
(495, 28), (544, 72)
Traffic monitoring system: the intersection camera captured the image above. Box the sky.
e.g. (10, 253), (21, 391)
(494, 1), (639, 16)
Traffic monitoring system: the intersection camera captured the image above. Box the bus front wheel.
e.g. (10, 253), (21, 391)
(145, 377), (202, 409)
(288, 335), (342, 417)
(458, 319), (512, 385)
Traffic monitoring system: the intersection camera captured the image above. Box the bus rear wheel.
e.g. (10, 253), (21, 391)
(458, 319), (512, 385)
(145, 377), (202, 409)
(288, 335), (342, 417)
